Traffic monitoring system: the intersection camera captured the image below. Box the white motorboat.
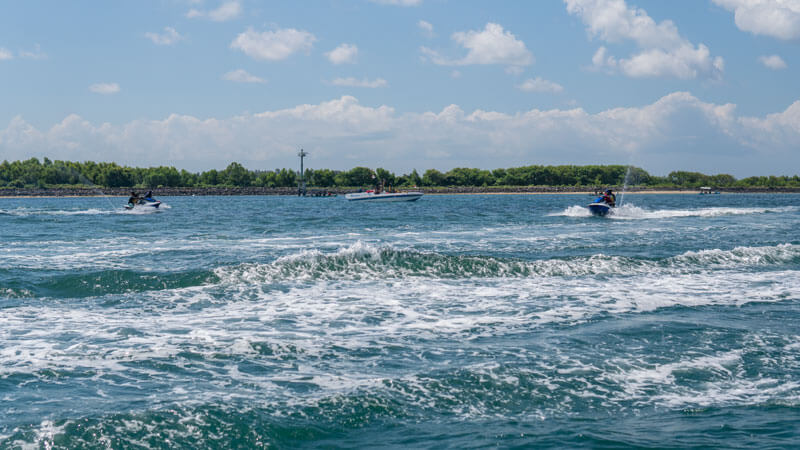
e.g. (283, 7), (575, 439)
(344, 190), (423, 202)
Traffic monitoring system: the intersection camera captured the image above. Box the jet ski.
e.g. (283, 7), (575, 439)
(587, 196), (613, 216)
(125, 197), (161, 210)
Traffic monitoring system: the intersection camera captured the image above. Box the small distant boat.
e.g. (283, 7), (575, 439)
(587, 197), (613, 216)
(125, 199), (161, 210)
(345, 190), (423, 202)
(699, 187), (720, 195)
(304, 190), (337, 197)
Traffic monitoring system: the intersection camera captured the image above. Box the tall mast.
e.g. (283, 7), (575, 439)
(298, 148), (308, 196)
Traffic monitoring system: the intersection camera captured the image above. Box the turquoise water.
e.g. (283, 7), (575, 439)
(1, 193), (799, 448)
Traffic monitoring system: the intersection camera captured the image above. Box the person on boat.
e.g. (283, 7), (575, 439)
(602, 189), (616, 207)
(144, 190), (154, 201)
(128, 191), (140, 205)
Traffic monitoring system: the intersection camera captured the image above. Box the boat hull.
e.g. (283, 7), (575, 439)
(587, 202), (612, 216)
(125, 200), (161, 210)
(345, 192), (423, 202)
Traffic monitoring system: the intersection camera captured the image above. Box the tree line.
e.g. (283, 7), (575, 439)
(1, 158), (799, 189)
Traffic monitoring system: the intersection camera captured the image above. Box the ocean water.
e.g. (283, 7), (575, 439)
(1, 193), (798, 448)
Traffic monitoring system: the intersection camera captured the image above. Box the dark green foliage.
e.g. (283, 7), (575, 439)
(310, 169), (336, 187)
(199, 169), (219, 186)
(334, 167), (374, 187)
(0, 158), (797, 189)
(406, 169), (422, 187)
(444, 168), (493, 186)
(221, 162), (252, 187)
(421, 169), (445, 186)
(375, 168), (395, 187)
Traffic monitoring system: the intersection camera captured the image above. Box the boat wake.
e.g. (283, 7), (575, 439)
(214, 241), (800, 284)
(0, 207), (114, 216)
(551, 204), (796, 219)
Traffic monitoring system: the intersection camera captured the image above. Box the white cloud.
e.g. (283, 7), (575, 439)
(421, 23), (534, 68)
(326, 44), (358, 64)
(3, 93), (799, 175)
(231, 27), (316, 61)
(223, 69), (266, 83)
(713, 0), (800, 40)
(89, 83), (120, 95)
(566, 0), (724, 79)
(19, 44), (47, 60)
(0, 45), (47, 60)
(187, 0), (242, 21)
(418, 20), (434, 37)
(591, 46), (615, 70)
(369, 0), (423, 6)
(145, 27), (184, 46)
(330, 77), (388, 88)
(759, 54), (788, 69)
(518, 77), (565, 93)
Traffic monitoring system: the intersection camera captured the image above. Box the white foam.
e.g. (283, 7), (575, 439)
(609, 348), (800, 408)
(3, 260), (797, 379)
(0, 206), (115, 216)
(550, 203), (797, 220)
(550, 205), (592, 217)
(211, 242), (800, 285)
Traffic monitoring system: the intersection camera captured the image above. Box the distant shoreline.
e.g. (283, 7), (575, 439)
(2, 186), (800, 198)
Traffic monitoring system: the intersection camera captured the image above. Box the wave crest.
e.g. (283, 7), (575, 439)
(214, 242), (800, 284)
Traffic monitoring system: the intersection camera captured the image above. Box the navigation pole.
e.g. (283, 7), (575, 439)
(298, 148), (308, 196)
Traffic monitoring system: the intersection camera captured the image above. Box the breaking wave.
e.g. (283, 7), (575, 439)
(214, 242), (800, 284)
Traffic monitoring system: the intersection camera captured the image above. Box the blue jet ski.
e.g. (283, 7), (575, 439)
(587, 196), (613, 216)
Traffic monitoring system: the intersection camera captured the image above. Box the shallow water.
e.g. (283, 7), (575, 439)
(1, 193), (799, 448)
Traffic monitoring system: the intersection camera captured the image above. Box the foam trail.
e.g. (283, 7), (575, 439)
(550, 204), (796, 219)
(0, 207), (115, 216)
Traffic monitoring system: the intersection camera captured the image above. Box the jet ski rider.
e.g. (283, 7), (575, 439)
(602, 189), (616, 207)
(128, 191), (140, 205)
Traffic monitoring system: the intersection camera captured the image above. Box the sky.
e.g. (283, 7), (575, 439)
(1, 0), (799, 177)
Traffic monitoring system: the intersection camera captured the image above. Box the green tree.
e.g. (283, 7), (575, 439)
(100, 165), (133, 187)
(180, 170), (198, 187)
(275, 168), (297, 187)
(375, 168), (396, 187)
(406, 169), (422, 187)
(421, 169), (445, 186)
(200, 169), (220, 186)
(338, 167), (375, 186)
(255, 171), (277, 187)
(311, 169), (336, 187)
(221, 162), (252, 186)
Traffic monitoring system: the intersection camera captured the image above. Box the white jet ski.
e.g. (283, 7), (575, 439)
(125, 198), (161, 210)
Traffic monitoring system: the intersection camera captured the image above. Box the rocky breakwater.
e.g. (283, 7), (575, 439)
(0, 186), (308, 197)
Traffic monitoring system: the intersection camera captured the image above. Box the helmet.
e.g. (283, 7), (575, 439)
(605, 189), (613, 194)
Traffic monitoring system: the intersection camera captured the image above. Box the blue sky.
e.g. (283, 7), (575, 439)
(1, 0), (799, 176)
